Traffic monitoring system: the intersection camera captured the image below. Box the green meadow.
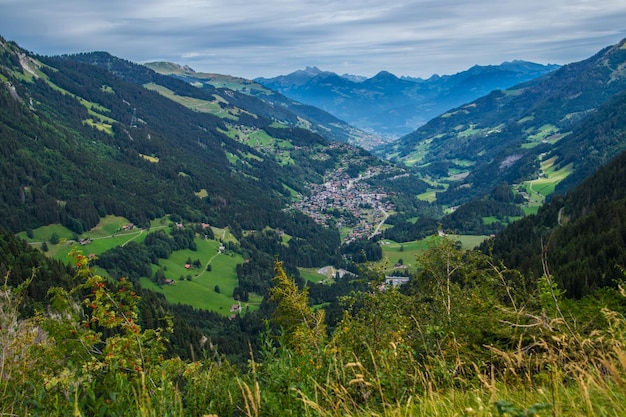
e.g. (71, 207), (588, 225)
(16, 215), (151, 261)
(298, 266), (335, 284)
(18, 216), (250, 315)
(520, 156), (573, 203)
(19, 215), (487, 314)
(379, 234), (488, 271)
(379, 237), (432, 270)
(138, 236), (261, 313)
(143, 83), (237, 119)
(302, 234), (489, 284)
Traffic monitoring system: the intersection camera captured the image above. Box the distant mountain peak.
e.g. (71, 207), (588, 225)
(304, 66), (322, 75)
(341, 73), (367, 83)
(361, 70), (409, 89)
(372, 70), (398, 80)
(256, 60), (561, 138)
(254, 66), (331, 89)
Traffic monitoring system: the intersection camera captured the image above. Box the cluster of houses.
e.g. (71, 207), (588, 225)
(227, 128), (399, 244)
(291, 166), (395, 242)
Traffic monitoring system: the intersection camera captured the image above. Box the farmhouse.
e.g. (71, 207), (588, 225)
(385, 276), (410, 287)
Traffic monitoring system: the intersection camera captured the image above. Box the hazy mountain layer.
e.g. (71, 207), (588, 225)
(255, 61), (559, 138)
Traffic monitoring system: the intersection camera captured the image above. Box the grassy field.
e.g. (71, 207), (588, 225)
(139, 237), (256, 313)
(299, 267), (335, 284)
(452, 233), (490, 248)
(301, 234), (489, 283)
(16, 223), (74, 244)
(482, 215), (522, 226)
(416, 189), (439, 202)
(18, 216), (250, 315)
(379, 234), (488, 272)
(298, 233), (489, 284)
(510, 155), (574, 217)
(210, 226), (237, 244)
(19, 216), (486, 314)
(521, 124), (561, 149)
(144, 83), (238, 119)
(524, 156), (573, 199)
(16, 216), (152, 261)
(379, 237), (433, 270)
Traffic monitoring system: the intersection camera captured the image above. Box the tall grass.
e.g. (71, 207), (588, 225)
(3, 258), (626, 416)
(233, 282), (626, 417)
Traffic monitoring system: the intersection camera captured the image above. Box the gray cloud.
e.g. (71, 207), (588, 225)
(1, 0), (625, 78)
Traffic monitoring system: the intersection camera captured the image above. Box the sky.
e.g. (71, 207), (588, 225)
(1, 0), (625, 80)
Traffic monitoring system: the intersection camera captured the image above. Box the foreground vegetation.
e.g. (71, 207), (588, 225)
(2, 237), (625, 416)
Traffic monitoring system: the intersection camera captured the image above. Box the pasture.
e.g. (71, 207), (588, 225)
(140, 237), (253, 313)
(20, 216), (487, 315)
(16, 215), (151, 261)
(520, 156), (573, 203)
(379, 234), (488, 272)
(19, 216), (250, 315)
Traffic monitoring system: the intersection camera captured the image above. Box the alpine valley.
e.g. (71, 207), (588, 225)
(2, 32), (626, 416)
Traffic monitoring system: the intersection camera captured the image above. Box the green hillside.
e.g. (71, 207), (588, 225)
(378, 37), (626, 208)
(3, 218), (626, 416)
(484, 147), (626, 298)
(144, 61), (383, 148)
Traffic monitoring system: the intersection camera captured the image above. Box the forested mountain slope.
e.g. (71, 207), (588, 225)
(0, 36), (386, 363)
(483, 147), (626, 298)
(1, 37), (368, 268)
(1, 41), (242, 228)
(548, 88), (626, 193)
(380, 37), (626, 206)
(2, 36), (436, 309)
(143, 61), (384, 149)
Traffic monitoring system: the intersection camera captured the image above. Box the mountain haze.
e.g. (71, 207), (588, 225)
(255, 61), (559, 138)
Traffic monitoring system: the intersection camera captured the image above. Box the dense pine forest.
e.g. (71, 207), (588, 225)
(483, 148), (626, 298)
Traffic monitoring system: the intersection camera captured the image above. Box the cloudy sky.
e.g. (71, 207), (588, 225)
(1, 0), (625, 79)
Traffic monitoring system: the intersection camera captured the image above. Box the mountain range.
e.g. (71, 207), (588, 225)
(3, 30), (626, 387)
(2, 32), (626, 291)
(4, 24), (626, 416)
(378, 37), (626, 207)
(255, 62), (560, 139)
(0, 36), (437, 275)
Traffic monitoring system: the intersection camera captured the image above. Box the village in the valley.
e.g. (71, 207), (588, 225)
(291, 165), (395, 243)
